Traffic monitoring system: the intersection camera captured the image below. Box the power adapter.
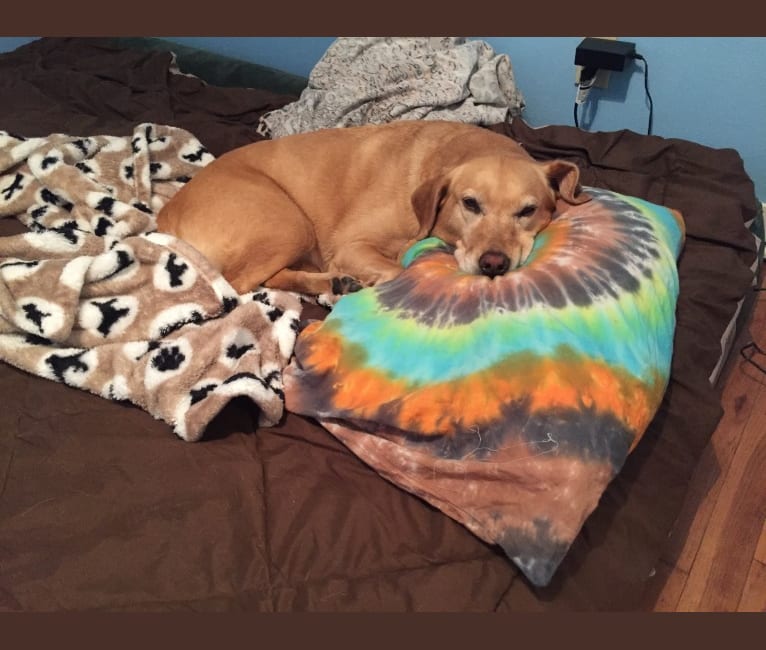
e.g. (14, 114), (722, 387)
(575, 37), (636, 73)
(573, 38), (654, 136)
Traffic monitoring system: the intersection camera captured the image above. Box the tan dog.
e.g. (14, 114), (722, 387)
(157, 120), (589, 296)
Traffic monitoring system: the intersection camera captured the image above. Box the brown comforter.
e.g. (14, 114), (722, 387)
(0, 38), (759, 611)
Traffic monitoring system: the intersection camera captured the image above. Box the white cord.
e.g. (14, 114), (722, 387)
(576, 76), (596, 105)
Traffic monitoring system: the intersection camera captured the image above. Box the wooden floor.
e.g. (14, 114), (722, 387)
(651, 267), (766, 612)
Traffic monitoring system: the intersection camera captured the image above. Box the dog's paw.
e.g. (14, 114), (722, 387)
(331, 276), (364, 295)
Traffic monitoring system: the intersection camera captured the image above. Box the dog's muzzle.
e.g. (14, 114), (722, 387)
(479, 251), (511, 278)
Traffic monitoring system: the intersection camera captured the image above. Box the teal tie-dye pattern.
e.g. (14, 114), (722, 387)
(401, 237), (445, 268)
(326, 189), (682, 387)
(618, 193), (685, 257)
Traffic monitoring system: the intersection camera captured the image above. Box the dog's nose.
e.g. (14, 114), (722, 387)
(478, 251), (511, 278)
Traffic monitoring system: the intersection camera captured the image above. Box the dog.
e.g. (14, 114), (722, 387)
(156, 120), (590, 297)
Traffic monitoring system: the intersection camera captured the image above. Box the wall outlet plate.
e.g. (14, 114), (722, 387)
(574, 36), (616, 89)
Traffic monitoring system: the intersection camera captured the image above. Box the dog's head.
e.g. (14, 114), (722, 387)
(412, 155), (590, 277)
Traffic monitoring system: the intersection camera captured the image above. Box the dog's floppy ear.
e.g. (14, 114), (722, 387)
(543, 160), (590, 205)
(411, 174), (450, 236)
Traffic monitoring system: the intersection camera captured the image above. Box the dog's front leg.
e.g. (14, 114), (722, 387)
(330, 244), (405, 288)
(263, 268), (363, 297)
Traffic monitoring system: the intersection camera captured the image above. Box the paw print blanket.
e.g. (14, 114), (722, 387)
(0, 125), (301, 442)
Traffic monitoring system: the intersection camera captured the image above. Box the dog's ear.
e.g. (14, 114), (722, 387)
(411, 175), (450, 236)
(543, 160), (590, 205)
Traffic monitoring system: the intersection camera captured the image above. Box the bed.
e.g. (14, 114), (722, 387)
(0, 36), (761, 612)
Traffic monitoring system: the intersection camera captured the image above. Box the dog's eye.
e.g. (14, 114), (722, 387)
(462, 197), (481, 214)
(517, 204), (537, 218)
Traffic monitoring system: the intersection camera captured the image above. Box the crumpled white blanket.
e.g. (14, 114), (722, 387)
(258, 37), (525, 138)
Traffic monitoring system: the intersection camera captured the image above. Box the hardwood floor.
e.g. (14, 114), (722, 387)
(652, 268), (766, 612)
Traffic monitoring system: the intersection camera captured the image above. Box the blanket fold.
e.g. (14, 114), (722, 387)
(0, 124), (301, 441)
(259, 37), (525, 138)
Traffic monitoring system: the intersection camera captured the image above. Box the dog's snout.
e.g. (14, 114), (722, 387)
(478, 251), (510, 278)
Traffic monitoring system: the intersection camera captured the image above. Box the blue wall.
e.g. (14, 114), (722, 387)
(0, 36), (36, 50)
(1, 36), (764, 199)
(483, 37), (766, 202)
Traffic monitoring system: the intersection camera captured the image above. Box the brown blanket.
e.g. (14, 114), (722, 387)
(0, 124), (301, 441)
(0, 38), (760, 612)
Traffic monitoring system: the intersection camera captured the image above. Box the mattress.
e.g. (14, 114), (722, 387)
(0, 37), (760, 611)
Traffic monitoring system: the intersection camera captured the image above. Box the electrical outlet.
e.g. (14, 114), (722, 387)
(574, 36), (616, 89)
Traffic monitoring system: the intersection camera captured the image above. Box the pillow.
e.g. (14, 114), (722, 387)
(283, 187), (685, 587)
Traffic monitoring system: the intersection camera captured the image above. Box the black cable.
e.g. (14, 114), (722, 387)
(574, 67), (597, 130)
(574, 53), (654, 136)
(633, 53), (653, 135)
(740, 341), (766, 376)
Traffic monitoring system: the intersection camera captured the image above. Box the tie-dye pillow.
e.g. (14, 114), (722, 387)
(284, 187), (685, 587)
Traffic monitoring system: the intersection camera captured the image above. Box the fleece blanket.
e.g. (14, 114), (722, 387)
(0, 124), (301, 442)
(284, 188), (686, 587)
(258, 37), (525, 138)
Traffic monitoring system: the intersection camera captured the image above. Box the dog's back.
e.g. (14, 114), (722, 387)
(156, 121), (578, 295)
